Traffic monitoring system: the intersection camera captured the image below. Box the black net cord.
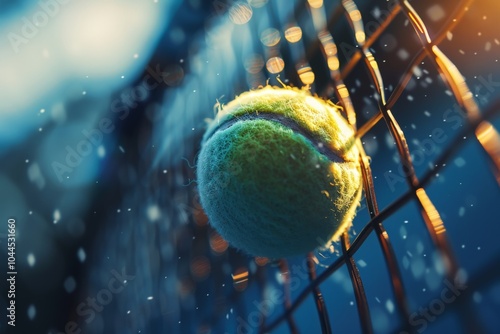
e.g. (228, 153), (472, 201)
(259, 0), (500, 332)
(307, 253), (333, 334)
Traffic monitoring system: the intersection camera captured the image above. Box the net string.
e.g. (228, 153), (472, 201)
(261, 0), (500, 332)
(262, 98), (500, 332)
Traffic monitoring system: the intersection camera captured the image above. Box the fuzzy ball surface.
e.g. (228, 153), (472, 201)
(197, 86), (362, 258)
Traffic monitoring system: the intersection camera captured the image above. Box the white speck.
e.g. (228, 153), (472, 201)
(77, 248), (86, 262)
(117, 209), (121, 213)
(462, 244), (465, 249)
(357, 260), (367, 267)
(82, 91), (87, 95)
(27, 304), (36, 320)
(411, 257), (425, 278)
(427, 4), (445, 21)
(40, 109), (45, 114)
(97, 145), (106, 158)
(147, 205), (161, 221)
(127, 208), (131, 212)
(424, 111), (431, 117)
(473, 292), (482, 303)
(53, 209), (61, 224)
(127, 310), (131, 314)
(477, 246), (481, 250)
(375, 297), (381, 303)
(119, 146), (125, 153)
(416, 242), (424, 254)
(446, 31), (453, 41)
(349, 301), (354, 306)
(163, 169), (168, 174)
(147, 296), (154, 300)
(400, 226), (407, 240)
(64, 276), (77, 293)
(25, 159), (29, 163)
(458, 207), (465, 217)
(386, 300), (395, 314)
(454, 157), (466, 167)
(397, 49), (409, 60)
(38, 128), (43, 132)
(121, 75), (125, 79)
(27, 253), (36, 267)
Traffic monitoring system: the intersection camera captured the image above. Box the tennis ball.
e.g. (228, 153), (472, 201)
(197, 86), (362, 259)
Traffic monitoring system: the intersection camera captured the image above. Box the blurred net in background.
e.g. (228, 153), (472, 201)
(2, 0), (499, 333)
(92, 0), (500, 333)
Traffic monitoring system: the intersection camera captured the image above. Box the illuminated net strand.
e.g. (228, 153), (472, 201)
(261, 0), (500, 332)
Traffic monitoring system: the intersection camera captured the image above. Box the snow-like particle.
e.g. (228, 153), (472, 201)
(64, 276), (77, 293)
(27, 304), (36, 320)
(27, 253), (36, 267)
(386, 300), (395, 314)
(77, 248), (86, 262)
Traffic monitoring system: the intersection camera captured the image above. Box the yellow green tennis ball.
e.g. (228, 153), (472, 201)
(197, 86), (362, 259)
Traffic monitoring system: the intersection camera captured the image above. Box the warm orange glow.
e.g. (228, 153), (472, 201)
(328, 57), (340, 71)
(308, 0), (323, 9)
(337, 85), (350, 98)
(475, 121), (500, 182)
(408, 12), (424, 34)
(402, 0), (432, 43)
(432, 45), (480, 119)
(416, 188), (445, 235)
(232, 267), (249, 291)
(210, 233), (229, 254)
(355, 31), (366, 44)
(349, 9), (361, 22)
(266, 57), (285, 74)
(298, 66), (315, 85)
(255, 257), (269, 266)
(285, 26), (303, 43)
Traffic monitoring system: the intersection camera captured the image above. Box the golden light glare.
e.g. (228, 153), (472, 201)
(308, 0), (323, 9)
(355, 31), (366, 44)
(229, 2), (253, 25)
(328, 57), (340, 71)
(298, 66), (315, 85)
(284, 26), (303, 43)
(349, 9), (362, 21)
(260, 28), (281, 47)
(232, 267), (249, 291)
(337, 85), (350, 98)
(266, 56), (285, 73)
(416, 188), (445, 235)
